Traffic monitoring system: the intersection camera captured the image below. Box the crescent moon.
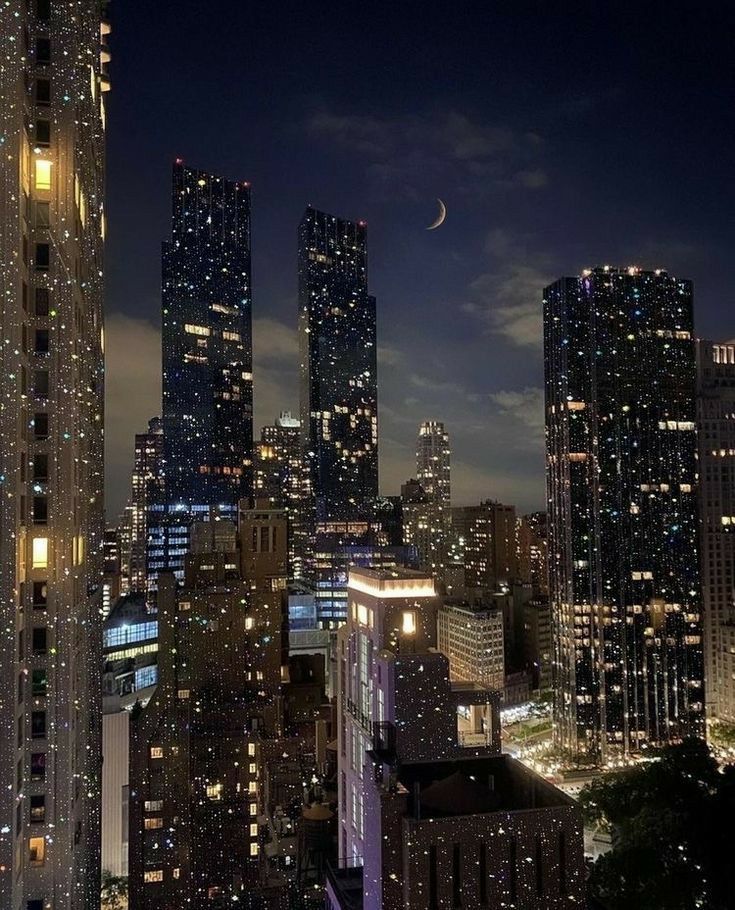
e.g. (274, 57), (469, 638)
(426, 198), (447, 231)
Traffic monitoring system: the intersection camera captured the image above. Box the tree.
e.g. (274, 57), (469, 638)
(580, 739), (735, 910)
(101, 869), (128, 910)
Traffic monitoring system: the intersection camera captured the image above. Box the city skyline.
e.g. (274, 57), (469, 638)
(104, 2), (735, 521)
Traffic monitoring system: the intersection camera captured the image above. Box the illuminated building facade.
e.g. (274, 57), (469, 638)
(129, 505), (288, 908)
(416, 420), (450, 506)
(517, 511), (549, 595)
(0, 3), (109, 907)
(544, 266), (704, 760)
(438, 600), (505, 690)
(255, 411), (308, 581)
(153, 163), (253, 588)
(298, 207), (378, 525)
(337, 568), (500, 865)
(453, 500), (518, 594)
(696, 339), (735, 721)
(128, 417), (164, 593)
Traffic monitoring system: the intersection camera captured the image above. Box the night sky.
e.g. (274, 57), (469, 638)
(105, 0), (735, 520)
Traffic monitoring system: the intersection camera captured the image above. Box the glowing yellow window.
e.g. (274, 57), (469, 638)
(222, 331), (241, 342)
(402, 611), (417, 635)
(144, 817), (163, 830)
(32, 537), (48, 569)
(245, 617), (254, 630)
(206, 783), (223, 801)
(248, 743), (256, 757)
(144, 870), (163, 883)
(150, 746), (163, 759)
(250, 843), (259, 857)
(184, 324), (210, 337)
(29, 836), (45, 865)
(249, 823), (258, 837)
(249, 763), (256, 774)
(35, 160), (52, 191)
(249, 803), (257, 816)
(248, 781), (257, 793)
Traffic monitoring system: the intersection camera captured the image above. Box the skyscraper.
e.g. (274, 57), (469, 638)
(128, 417), (164, 593)
(129, 505), (288, 908)
(696, 339), (735, 721)
(0, 2), (109, 906)
(298, 207), (378, 525)
(155, 161), (253, 583)
(416, 420), (450, 506)
(544, 266), (704, 761)
(255, 411), (308, 581)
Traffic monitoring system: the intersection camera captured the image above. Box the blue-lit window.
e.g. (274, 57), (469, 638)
(103, 621), (157, 649)
(134, 665), (157, 690)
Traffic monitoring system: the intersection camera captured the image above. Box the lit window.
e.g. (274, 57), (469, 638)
(29, 836), (45, 865)
(248, 743), (256, 757)
(173, 868), (180, 880)
(144, 800), (163, 812)
(32, 537), (48, 569)
(402, 611), (417, 635)
(248, 781), (257, 793)
(144, 817), (163, 830)
(144, 870), (163, 883)
(245, 617), (254, 630)
(206, 783), (223, 801)
(250, 843), (259, 857)
(249, 803), (257, 816)
(178, 689), (190, 700)
(222, 331), (241, 342)
(250, 823), (258, 837)
(249, 763), (256, 774)
(150, 746), (163, 759)
(34, 159), (52, 191)
(184, 324), (210, 337)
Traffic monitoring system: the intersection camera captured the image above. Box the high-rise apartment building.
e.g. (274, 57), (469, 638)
(0, 2), (109, 906)
(416, 420), (450, 506)
(255, 411), (308, 581)
(298, 208), (378, 525)
(544, 266), (704, 760)
(453, 501), (518, 594)
(517, 511), (549, 595)
(697, 340), (735, 721)
(129, 504), (288, 908)
(127, 417), (164, 593)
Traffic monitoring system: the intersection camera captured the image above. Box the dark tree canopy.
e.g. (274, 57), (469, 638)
(580, 739), (735, 910)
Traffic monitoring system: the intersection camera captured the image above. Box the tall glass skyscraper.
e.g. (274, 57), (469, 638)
(154, 162), (254, 583)
(0, 2), (109, 906)
(162, 161), (253, 506)
(544, 266), (704, 762)
(298, 208), (378, 525)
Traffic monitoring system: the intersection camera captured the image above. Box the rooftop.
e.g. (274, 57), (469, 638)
(348, 566), (435, 599)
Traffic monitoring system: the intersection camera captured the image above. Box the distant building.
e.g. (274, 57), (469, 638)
(522, 597), (553, 690)
(696, 340), (735, 721)
(298, 207), (378, 526)
(517, 511), (549, 595)
(438, 600), (505, 691)
(128, 417), (164, 593)
(453, 501), (518, 594)
(128, 504), (287, 907)
(255, 412), (309, 582)
(152, 161), (254, 586)
(545, 266), (704, 760)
